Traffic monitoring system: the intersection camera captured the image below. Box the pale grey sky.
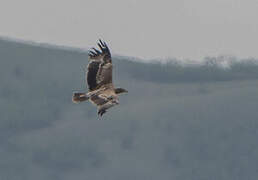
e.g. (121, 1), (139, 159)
(1, 0), (258, 60)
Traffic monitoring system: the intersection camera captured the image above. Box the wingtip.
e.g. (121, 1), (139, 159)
(89, 39), (111, 59)
(97, 42), (104, 51)
(98, 39), (108, 48)
(92, 47), (101, 54)
(99, 39), (105, 46)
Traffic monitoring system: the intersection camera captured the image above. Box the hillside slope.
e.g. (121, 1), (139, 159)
(1, 39), (258, 180)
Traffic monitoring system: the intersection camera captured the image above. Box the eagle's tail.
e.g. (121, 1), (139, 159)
(72, 92), (89, 103)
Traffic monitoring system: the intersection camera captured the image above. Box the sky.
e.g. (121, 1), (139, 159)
(1, 0), (258, 60)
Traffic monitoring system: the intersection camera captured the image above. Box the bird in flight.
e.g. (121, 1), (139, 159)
(72, 39), (128, 117)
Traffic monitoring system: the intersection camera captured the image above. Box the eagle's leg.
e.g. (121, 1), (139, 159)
(98, 109), (107, 117)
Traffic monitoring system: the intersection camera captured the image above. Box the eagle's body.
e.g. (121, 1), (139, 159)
(72, 40), (127, 116)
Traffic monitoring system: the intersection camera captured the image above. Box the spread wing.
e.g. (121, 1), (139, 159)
(86, 40), (112, 91)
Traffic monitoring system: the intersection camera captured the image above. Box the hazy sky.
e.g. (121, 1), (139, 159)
(1, 0), (258, 60)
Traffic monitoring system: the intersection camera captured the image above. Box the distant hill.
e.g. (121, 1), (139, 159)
(1, 38), (258, 180)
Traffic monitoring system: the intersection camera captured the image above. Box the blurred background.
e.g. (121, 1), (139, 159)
(1, 38), (258, 180)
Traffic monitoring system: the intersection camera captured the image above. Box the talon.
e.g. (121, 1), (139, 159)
(98, 109), (106, 117)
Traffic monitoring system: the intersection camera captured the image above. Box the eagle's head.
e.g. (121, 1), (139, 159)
(115, 88), (128, 94)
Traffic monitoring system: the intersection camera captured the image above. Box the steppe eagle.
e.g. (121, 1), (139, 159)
(72, 40), (128, 117)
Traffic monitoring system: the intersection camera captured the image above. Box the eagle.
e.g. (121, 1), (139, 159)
(72, 40), (128, 117)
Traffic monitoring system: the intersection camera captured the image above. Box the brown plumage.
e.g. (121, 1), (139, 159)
(72, 39), (128, 117)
